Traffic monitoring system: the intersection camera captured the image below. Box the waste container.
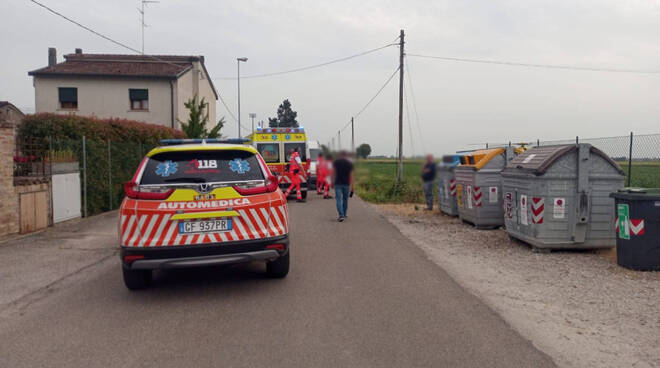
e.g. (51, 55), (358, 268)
(502, 144), (625, 251)
(437, 155), (461, 216)
(610, 188), (660, 270)
(455, 147), (520, 228)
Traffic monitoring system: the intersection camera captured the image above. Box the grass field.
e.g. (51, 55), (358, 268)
(355, 159), (660, 204)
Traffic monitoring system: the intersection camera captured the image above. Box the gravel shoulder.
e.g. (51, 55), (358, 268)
(376, 204), (660, 368)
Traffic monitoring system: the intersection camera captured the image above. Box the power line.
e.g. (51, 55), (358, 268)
(215, 43), (397, 80)
(407, 53), (660, 74)
(341, 65), (401, 133)
(403, 80), (415, 157)
(404, 58), (426, 153)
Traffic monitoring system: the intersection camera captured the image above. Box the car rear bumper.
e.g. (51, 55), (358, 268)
(121, 235), (288, 270)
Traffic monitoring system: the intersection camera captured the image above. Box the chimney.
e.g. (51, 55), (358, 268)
(75, 48), (82, 54)
(48, 47), (56, 67)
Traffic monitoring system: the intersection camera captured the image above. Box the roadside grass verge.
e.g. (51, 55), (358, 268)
(354, 160), (426, 203)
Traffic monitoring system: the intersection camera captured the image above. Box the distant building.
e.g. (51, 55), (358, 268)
(28, 48), (218, 129)
(0, 101), (25, 128)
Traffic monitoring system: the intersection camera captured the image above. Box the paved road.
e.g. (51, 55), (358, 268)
(0, 195), (555, 367)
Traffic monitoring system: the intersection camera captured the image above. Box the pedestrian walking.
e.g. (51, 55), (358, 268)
(322, 153), (333, 199)
(421, 154), (436, 211)
(332, 150), (354, 222)
(284, 148), (305, 202)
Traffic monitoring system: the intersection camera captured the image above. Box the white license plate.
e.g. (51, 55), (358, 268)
(178, 219), (232, 234)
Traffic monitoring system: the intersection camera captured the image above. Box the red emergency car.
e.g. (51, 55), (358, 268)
(119, 139), (290, 290)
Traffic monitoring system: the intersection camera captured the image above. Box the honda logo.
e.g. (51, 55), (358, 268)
(199, 183), (210, 193)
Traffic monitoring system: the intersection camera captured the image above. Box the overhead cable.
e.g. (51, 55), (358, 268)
(407, 53), (660, 74)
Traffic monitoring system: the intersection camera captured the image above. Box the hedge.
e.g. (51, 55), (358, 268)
(18, 113), (185, 143)
(18, 114), (187, 216)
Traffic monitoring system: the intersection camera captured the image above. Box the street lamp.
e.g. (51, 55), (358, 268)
(236, 57), (248, 138)
(249, 113), (257, 138)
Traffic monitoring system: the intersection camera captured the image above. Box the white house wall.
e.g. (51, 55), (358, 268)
(34, 76), (174, 127)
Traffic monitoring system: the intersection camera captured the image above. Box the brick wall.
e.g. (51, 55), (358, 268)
(0, 122), (19, 236)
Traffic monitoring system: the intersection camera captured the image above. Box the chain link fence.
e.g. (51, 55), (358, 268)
(483, 132), (660, 188)
(15, 136), (156, 217)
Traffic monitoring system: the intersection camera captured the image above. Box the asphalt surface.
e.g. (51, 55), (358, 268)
(0, 195), (555, 367)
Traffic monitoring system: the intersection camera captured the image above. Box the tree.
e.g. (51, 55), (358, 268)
(268, 99), (298, 127)
(356, 143), (372, 159)
(180, 95), (225, 138)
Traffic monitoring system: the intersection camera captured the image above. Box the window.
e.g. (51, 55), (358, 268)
(129, 89), (149, 110)
(140, 150), (264, 185)
(257, 143), (280, 163)
(284, 143), (307, 161)
(58, 87), (77, 109)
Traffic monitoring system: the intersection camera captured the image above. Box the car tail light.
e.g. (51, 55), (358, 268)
(123, 181), (174, 200)
(266, 244), (286, 251)
(233, 175), (278, 195)
(124, 255), (144, 264)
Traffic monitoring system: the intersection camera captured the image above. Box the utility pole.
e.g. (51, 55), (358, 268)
(138, 0), (159, 54)
(236, 57), (248, 138)
(351, 117), (355, 153)
(397, 29), (405, 183)
(338, 130), (341, 151)
(331, 137), (335, 151)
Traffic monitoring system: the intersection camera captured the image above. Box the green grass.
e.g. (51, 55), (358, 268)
(355, 159), (660, 204)
(354, 160), (426, 203)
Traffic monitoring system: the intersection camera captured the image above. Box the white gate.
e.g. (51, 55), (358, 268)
(52, 173), (81, 223)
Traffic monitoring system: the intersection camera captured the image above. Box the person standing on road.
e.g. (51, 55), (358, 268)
(316, 153), (325, 195)
(332, 150), (354, 222)
(284, 148), (305, 202)
(421, 154), (436, 211)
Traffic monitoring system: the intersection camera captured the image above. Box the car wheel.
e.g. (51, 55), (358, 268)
(266, 251), (290, 278)
(122, 266), (152, 290)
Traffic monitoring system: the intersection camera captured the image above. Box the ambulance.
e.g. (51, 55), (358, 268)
(248, 127), (310, 199)
(118, 138), (290, 290)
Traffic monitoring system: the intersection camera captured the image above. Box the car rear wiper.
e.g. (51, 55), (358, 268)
(163, 177), (207, 183)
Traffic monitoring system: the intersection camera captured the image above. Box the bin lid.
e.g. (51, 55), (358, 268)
(506, 144), (624, 175)
(610, 187), (660, 200)
(439, 154), (460, 167)
(458, 148), (505, 170)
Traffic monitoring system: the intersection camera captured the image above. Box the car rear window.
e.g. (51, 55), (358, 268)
(140, 150), (264, 185)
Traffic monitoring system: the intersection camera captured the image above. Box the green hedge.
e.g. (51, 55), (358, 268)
(18, 114), (186, 216)
(19, 113), (185, 143)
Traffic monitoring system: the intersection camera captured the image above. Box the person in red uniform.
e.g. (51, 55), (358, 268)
(284, 148), (305, 202)
(316, 153), (325, 195)
(322, 153), (333, 199)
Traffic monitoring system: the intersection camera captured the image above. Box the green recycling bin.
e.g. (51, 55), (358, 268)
(609, 188), (660, 271)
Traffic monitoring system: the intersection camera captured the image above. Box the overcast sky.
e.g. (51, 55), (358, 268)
(2, 0), (660, 156)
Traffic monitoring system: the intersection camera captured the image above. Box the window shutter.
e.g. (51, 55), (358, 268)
(58, 88), (77, 102)
(129, 89), (148, 100)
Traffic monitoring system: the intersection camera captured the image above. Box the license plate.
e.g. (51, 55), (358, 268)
(178, 219), (232, 234)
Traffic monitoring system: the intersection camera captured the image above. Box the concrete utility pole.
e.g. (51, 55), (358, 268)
(331, 137), (335, 151)
(351, 117), (355, 153)
(338, 130), (341, 151)
(397, 29), (405, 182)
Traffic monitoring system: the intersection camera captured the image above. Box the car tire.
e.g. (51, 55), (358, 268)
(266, 251), (290, 278)
(122, 266), (152, 290)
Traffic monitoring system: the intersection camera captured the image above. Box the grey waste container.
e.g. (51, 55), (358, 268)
(437, 155), (461, 216)
(502, 144), (625, 251)
(455, 147), (520, 229)
(610, 188), (660, 271)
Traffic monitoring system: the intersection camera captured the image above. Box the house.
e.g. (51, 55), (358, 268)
(28, 48), (218, 129)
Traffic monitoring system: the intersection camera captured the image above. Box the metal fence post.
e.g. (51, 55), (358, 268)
(82, 135), (87, 218)
(108, 140), (112, 209)
(628, 132), (633, 187)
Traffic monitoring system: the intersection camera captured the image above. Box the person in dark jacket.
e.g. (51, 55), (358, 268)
(421, 154), (436, 210)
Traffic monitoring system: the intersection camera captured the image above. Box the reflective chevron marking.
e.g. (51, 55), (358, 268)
(532, 197), (544, 224)
(473, 187), (482, 207)
(614, 217), (644, 236)
(449, 179), (457, 196)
